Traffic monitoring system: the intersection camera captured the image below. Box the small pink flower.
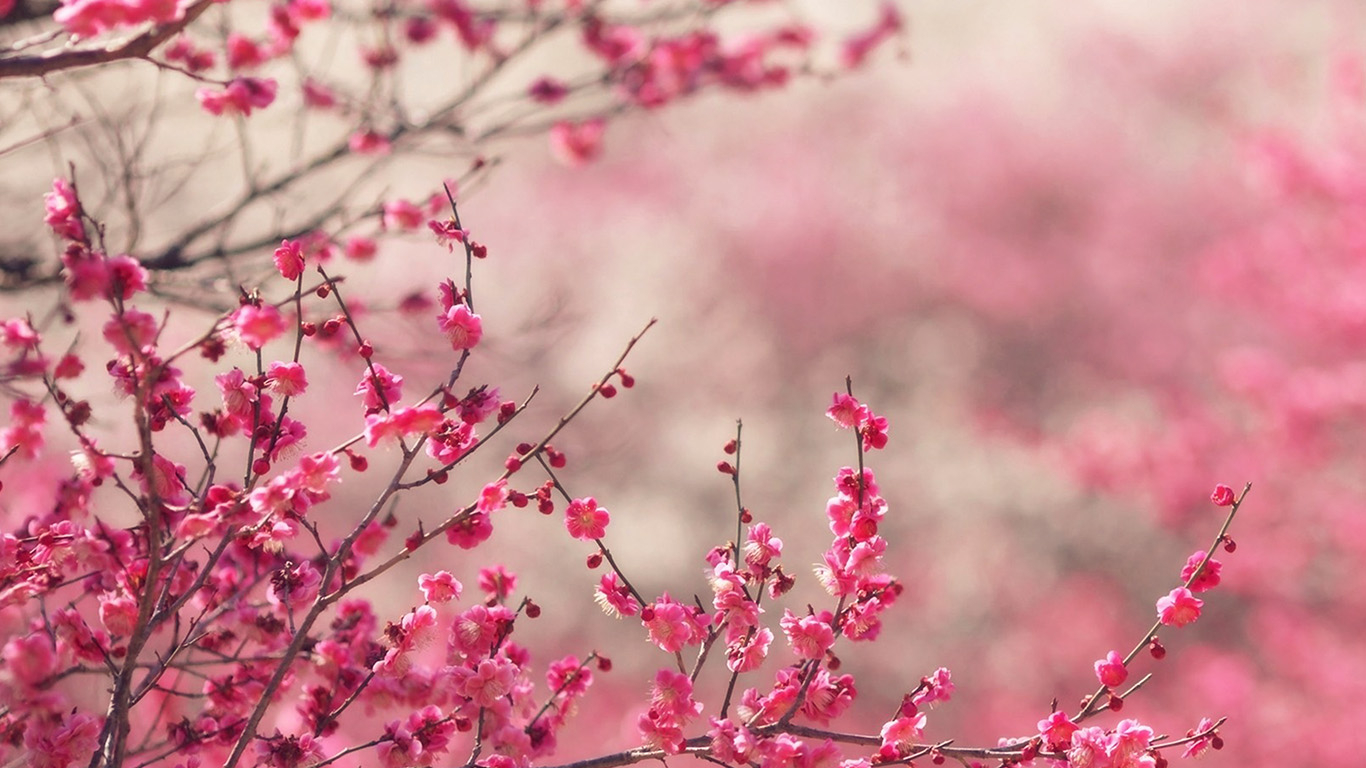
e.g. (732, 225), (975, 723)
(780, 609), (835, 660)
(98, 591), (139, 636)
(1037, 710), (1077, 751)
(272, 239), (305, 280)
(1180, 550), (1222, 592)
(477, 479), (509, 514)
(233, 303), (286, 349)
(355, 363), (403, 411)
(437, 304), (483, 350)
(446, 511), (493, 549)
(197, 77), (278, 117)
(226, 32), (266, 69)
(879, 713), (926, 754)
(1210, 484), (1236, 506)
(565, 497), (610, 540)
(827, 392), (862, 429)
(1156, 587), (1204, 628)
(344, 235), (377, 261)
(594, 572), (641, 617)
(1094, 650), (1128, 688)
(456, 658), (517, 706)
(419, 570), (463, 603)
(1182, 717), (1218, 759)
(382, 199), (424, 230)
(302, 77), (337, 108)
(266, 361), (308, 396)
(477, 565), (517, 600)
(549, 118), (606, 166)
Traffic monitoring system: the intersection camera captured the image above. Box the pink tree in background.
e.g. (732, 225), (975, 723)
(0, 2), (1274, 768)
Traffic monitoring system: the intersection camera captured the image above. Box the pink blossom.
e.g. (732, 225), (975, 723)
(840, 1), (902, 69)
(649, 668), (703, 722)
(1094, 650), (1128, 688)
(549, 118), (606, 166)
(477, 479), (509, 513)
(102, 308), (158, 354)
(1156, 587), (1204, 628)
(419, 570), (463, 603)
(302, 77), (337, 109)
(266, 361), (308, 396)
(643, 595), (706, 653)
(3, 632), (57, 687)
(216, 368), (259, 418)
(269, 560), (322, 606)
(1, 399), (46, 459)
(594, 572), (641, 617)
(98, 590), (139, 636)
(197, 77), (278, 117)
(1210, 483), (1236, 506)
(1038, 710), (1078, 751)
(781, 609), (835, 660)
(382, 199), (424, 230)
(1, 318), (39, 350)
(437, 303), (483, 350)
(1180, 550), (1222, 592)
(233, 303), (286, 349)
(725, 626), (773, 673)
(1067, 726), (1112, 768)
(355, 363), (403, 411)
(477, 564), (517, 600)
(827, 392), (862, 429)
(226, 33), (267, 70)
(565, 496), (610, 540)
(104, 254), (148, 299)
(879, 713), (926, 754)
(22, 711), (100, 768)
(44, 177), (84, 241)
(913, 667), (954, 707)
(272, 239), (305, 280)
(455, 657), (517, 706)
(1109, 719), (1154, 767)
(55, 0), (180, 37)
(345, 235), (377, 260)
(1182, 717), (1218, 759)
(744, 522), (783, 568)
(364, 405), (443, 446)
(446, 511), (493, 549)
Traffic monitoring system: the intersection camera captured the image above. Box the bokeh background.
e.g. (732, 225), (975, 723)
(6, 0), (1366, 765)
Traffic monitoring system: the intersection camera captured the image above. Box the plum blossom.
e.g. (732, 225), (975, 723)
(419, 571), (463, 603)
(1094, 650), (1128, 688)
(233, 303), (286, 349)
(565, 497), (610, 540)
(1156, 587), (1204, 628)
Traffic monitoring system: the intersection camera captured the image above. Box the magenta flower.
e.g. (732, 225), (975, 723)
(1094, 649), (1128, 688)
(1210, 483), (1236, 506)
(419, 570), (463, 603)
(1156, 587), (1204, 628)
(565, 497), (610, 540)
(272, 239), (305, 280)
(233, 303), (286, 350)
